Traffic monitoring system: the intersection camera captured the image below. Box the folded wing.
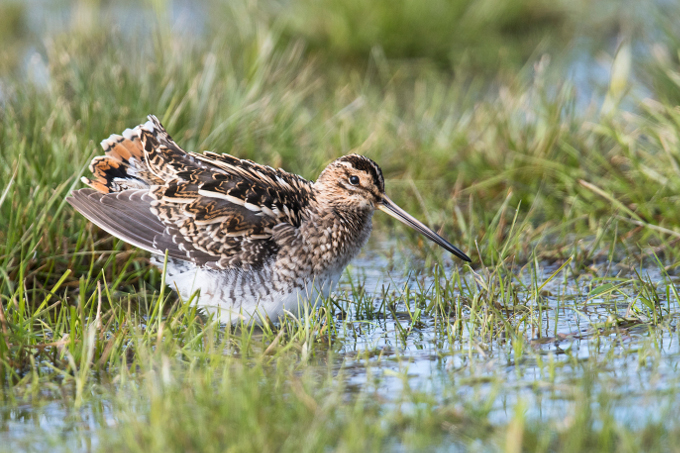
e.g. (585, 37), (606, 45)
(67, 115), (315, 270)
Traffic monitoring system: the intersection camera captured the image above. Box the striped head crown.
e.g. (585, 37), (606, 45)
(315, 154), (385, 209)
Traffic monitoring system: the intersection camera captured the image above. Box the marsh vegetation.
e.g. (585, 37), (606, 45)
(3, 0), (680, 451)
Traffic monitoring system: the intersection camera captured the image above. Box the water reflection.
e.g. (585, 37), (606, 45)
(336, 247), (680, 426)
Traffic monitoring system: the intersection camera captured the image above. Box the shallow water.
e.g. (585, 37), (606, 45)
(2, 246), (680, 449)
(335, 247), (680, 427)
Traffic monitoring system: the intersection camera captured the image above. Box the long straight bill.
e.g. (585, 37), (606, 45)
(378, 196), (471, 262)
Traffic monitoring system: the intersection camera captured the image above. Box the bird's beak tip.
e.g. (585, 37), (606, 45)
(378, 196), (470, 262)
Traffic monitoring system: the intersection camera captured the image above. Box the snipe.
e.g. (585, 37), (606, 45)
(67, 116), (470, 323)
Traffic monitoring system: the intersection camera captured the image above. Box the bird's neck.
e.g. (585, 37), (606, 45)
(309, 198), (374, 236)
(300, 202), (374, 274)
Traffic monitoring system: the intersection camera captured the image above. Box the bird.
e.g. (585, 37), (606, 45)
(67, 115), (471, 324)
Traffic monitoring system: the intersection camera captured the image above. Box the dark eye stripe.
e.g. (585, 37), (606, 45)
(341, 155), (384, 192)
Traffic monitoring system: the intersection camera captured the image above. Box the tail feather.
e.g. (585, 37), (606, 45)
(82, 115), (207, 194)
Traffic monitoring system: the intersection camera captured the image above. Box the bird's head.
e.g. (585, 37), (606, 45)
(314, 154), (470, 262)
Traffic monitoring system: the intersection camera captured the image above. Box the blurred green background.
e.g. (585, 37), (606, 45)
(2, 0), (680, 258)
(0, 0), (643, 81)
(3, 0), (680, 266)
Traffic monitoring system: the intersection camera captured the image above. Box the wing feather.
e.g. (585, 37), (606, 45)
(67, 189), (216, 263)
(70, 115), (315, 270)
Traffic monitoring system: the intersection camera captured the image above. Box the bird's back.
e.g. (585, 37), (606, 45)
(68, 116), (315, 271)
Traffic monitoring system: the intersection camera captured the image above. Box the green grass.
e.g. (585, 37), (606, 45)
(276, 0), (574, 71)
(4, 0), (680, 451)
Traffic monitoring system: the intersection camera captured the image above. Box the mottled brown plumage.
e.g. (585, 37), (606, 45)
(67, 115), (469, 323)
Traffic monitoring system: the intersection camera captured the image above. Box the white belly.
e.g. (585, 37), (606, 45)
(162, 261), (343, 325)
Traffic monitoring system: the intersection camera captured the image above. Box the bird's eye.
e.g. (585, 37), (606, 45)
(349, 175), (360, 185)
